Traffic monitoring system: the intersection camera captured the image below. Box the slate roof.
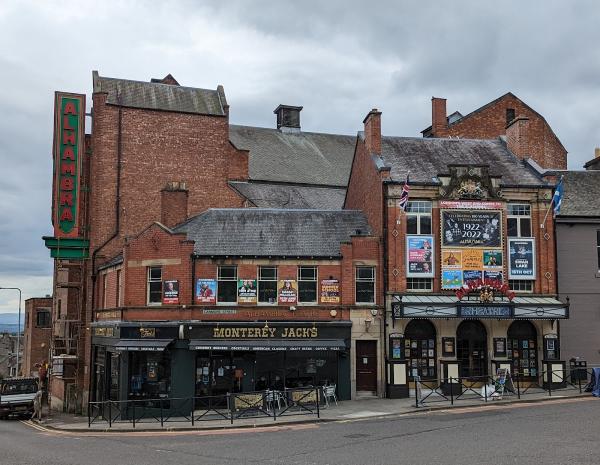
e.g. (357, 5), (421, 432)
(557, 171), (600, 217)
(229, 125), (356, 187)
(229, 182), (346, 210)
(378, 136), (544, 186)
(92, 71), (226, 116)
(173, 209), (370, 257)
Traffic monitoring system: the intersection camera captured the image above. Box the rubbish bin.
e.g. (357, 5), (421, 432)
(569, 358), (588, 383)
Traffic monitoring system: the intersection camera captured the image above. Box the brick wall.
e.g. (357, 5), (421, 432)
(22, 298), (53, 377)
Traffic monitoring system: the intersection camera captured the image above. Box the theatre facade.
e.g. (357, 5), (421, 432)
(345, 110), (569, 396)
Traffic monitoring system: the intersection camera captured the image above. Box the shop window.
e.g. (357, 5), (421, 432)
(218, 266), (237, 303)
(406, 201), (432, 235)
(507, 203), (531, 237)
(128, 350), (171, 404)
(508, 280), (534, 293)
(258, 266), (278, 304)
(147, 267), (162, 305)
(406, 278), (433, 292)
(36, 309), (51, 328)
(298, 266), (317, 303)
(355, 266), (375, 304)
(508, 321), (538, 378)
(405, 319), (436, 380)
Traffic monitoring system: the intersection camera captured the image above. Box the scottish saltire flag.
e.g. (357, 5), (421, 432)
(399, 174), (410, 211)
(553, 176), (564, 216)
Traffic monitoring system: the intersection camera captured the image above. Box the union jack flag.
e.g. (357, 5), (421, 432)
(398, 174), (410, 211)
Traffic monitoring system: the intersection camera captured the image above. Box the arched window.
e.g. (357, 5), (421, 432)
(457, 320), (488, 379)
(508, 320), (538, 378)
(405, 319), (436, 380)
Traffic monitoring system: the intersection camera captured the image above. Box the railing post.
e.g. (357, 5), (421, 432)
(191, 397), (195, 426)
(132, 401), (136, 429)
(548, 368), (552, 397)
(108, 401), (112, 428)
(484, 382), (488, 403)
(578, 373), (582, 394)
(516, 372), (521, 400)
(316, 388), (320, 419)
(160, 398), (164, 428)
(415, 377), (419, 408)
(229, 393), (234, 425)
(450, 377), (454, 405)
(88, 402), (91, 427)
(273, 391), (277, 422)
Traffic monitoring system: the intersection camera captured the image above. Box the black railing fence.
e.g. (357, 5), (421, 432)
(88, 387), (323, 428)
(415, 366), (599, 408)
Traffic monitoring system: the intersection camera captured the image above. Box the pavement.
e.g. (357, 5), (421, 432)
(32, 386), (592, 433)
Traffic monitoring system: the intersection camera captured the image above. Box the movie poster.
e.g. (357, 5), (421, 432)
(278, 280), (298, 304)
(196, 279), (216, 304)
(441, 211), (502, 247)
(320, 279), (340, 303)
(406, 235), (435, 278)
(163, 280), (179, 304)
(508, 238), (536, 279)
(237, 279), (257, 303)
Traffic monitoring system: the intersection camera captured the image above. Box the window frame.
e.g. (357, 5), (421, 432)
(508, 279), (534, 293)
(298, 266), (318, 305)
(217, 265), (238, 304)
(406, 201), (432, 235)
(355, 266), (376, 305)
(147, 266), (163, 306)
(507, 203), (532, 238)
(258, 266), (278, 305)
(35, 309), (51, 328)
(406, 277), (433, 292)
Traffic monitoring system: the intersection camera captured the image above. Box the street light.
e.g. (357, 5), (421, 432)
(0, 287), (22, 377)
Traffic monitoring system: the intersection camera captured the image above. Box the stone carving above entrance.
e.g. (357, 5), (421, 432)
(438, 165), (502, 200)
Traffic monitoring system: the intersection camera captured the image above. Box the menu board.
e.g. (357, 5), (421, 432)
(406, 235), (434, 278)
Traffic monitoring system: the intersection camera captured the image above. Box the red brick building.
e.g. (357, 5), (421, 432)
(21, 297), (52, 378)
(422, 93), (567, 170)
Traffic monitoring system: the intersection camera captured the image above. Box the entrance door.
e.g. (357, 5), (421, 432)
(356, 340), (377, 392)
(457, 320), (488, 379)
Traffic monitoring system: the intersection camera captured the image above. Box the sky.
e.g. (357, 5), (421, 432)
(0, 0), (599, 314)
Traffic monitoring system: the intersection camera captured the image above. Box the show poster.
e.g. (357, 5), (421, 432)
(163, 280), (179, 304)
(442, 270), (462, 289)
(196, 279), (216, 304)
(508, 238), (536, 279)
(462, 249), (483, 269)
(406, 235), (434, 278)
(278, 280), (298, 304)
(441, 211), (502, 247)
(484, 270), (503, 283)
(237, 279), (257, 303)
(463, 270), (482, 286)
(442, 250), (462, 268)
(483, 250), (503, 268)
(320, 279), (340, 303)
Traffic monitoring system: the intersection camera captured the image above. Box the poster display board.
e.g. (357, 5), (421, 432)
(508, 238), (536, 280)
(406, 235), (435, 278)
(196, 279), (216, 304)
(163, 280), (179, 304)
(238, 279), (257, 303)
(320, 279), (340, 303)
(278, 280), (298, 304)
(441, 211), (502, 247)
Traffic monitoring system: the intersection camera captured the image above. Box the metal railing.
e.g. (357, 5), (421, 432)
(88, 387), (323, 428)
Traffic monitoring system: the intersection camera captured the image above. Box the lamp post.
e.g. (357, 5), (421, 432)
(0, 287), (22, 376)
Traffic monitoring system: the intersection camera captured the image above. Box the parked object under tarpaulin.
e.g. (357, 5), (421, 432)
(585, 368), (600, 397)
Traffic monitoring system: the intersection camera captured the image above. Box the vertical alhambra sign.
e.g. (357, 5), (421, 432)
(53, 92), (85, 238)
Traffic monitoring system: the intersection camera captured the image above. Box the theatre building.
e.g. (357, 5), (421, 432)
(91, 209), (382, 402)
(346, 109), (569, 396)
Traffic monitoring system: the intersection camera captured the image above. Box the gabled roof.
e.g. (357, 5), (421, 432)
(557, 171), (600, 217)
(229, 125), (356, 187)
(379, 136), (544, 185)
(229, 181), (346, 210)
(92, 71), (227, 116)
(173, 209), (371, 257)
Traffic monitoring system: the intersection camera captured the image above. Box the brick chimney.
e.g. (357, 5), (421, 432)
(363, 108), (382, 155)
(506, 116), (530, 160)
(584, 147), (600, 171)
(274, 105), (302, 132)
(431, 97), (448, 137)
(161, 182), (188, 228)
(150, 74), (180, 85)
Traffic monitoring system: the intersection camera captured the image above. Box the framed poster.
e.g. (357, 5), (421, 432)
(442, 250), (462, 268)
(406, 235), (435, 278)
(463, 270), (482, 286)
(441, 210), (502, 247)
(508, 238), (536, 280)
(278, 280), (298, 304)
(237, 279), (257, 303)
(483, 250), (503, 268)
(493, 337), (507, 357)
(162, 280), (179, 304)
(442, 337), (455, 357)
(442, 270), (462, 289)
(196, 279), (216, 304)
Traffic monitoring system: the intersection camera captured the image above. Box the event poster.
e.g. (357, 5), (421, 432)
(461, 249), (483, 269)
(508, 238), (536, 279)
(442, 250), (462, 268)
(483, 250), (503, 268)
(442, 270), (462, 289)
(237, 279), (257, 303)
(163, 280), (179, 304)
(484, 270), (503, 283)
(406, 235), (434, 278)
(320, 279), (340, 303)
(278, 280), (298, 304)
(441, 210), (502, 247)
(196, 279), (216, 304)
(462, 270), (482, 285)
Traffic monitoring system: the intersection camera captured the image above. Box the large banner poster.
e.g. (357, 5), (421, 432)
(442, 211), (501, 247)
(320, 279), (340, 303)
(196, 279), (216, 304)
(163, 280), (179, 304)
(406, 235), (435, 278)
(278, 280), (298, 304)
(238, 279), (257, 303)
(508, 238), (536, 279)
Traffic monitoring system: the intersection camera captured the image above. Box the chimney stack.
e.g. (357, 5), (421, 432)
(274, 105), (302, 132)
(363, 108), (382, 155)
(161, 181), (189, 228)
(505, 116), (530, 160)
(431, 97), (448, 137)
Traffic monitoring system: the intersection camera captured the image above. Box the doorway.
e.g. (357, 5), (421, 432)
(507, 320), (538, 379)
(457, 320), (488, 379)
(356, 340), (377, 393)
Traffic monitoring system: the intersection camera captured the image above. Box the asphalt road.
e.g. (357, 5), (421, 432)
(1, 398), (598, 465)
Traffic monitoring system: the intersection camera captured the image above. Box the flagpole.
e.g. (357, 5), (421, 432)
(540, 198), (554, 230)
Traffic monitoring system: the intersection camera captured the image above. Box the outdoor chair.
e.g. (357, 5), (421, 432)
(324, 384), (338, 406)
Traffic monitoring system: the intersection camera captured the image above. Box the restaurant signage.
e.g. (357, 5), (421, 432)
(212, 326), (318, 338)
(53, 92), (85, 238)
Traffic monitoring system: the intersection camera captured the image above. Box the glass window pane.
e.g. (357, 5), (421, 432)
(520, 218), (531, 237)
(420, 216), (432, 234)
(218, 281), (237, 302)
(406, 215), (418, 234)
(507, 218), (518, 237)
(259, 267), (277, 280)
(298, 281), (317, 303)
(149, 281), (162, 303)
(355, 281), (375, 303)
(356, 267), (374, 280)
(258, 281), (277, 303)
(149, 267), (162, 280)
(298, 266), (316, 280)
(219, 266), (237, 280)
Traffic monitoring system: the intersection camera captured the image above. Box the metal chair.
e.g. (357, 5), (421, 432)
(324, 384), (338, 406)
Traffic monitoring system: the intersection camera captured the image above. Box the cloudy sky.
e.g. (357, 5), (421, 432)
(0, 0), (598, 314)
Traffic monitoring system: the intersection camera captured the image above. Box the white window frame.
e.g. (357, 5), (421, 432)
(507, 203), (532, 238)
(147, 266), (162, 306)
(217, 265), (238, 305)
(258, 266), (278, 305)
(508, 280), (534, 293)
(355, 266), (376, 305)
(298, 266), (318, 305)
(406, 201), (433, 235)
(406, 277), (433, 292)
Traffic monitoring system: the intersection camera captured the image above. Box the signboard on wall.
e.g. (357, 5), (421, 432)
(163, 280), (179, 304)
(238, 279), (257, 303)
(278, 280), (298, 304)
(52, 92), (86, 238)
(320, 279), (340, 303)
(406, 235), (435, 278)
(441, 211), (501, 247)
(508, 238), (536, 279)
(196, 279), (216, 304)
